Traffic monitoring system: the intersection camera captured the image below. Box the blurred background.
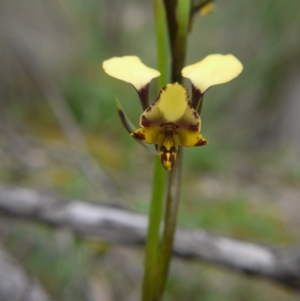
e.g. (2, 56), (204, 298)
(0, 0), (300, 300)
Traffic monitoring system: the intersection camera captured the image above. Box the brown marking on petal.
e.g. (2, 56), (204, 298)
(132, 132), (145, 140)
(156, 86), (165, 100)
(158, 135), (178, 171)
(145, 106), (152, 112)
(160, 150), (167, 162)
(151, 97), (159, 106)
(152, 84), (169, 105)
(141, 115), (152, 127)
(183, 88), (190, 101)
(194, 138), (208, 146)
(187, 123), (200, 131)
(159, 148), (176, 171)
(169, 150), (176, 165)
(193, 111), (199, 119)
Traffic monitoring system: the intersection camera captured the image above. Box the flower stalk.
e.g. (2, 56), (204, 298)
(153, 1), (190, 299)
(156, 147), (182, 299)
(141, 1), (168, 301)
(141, 157), (166, 301)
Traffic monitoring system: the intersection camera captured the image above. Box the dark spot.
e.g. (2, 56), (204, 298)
(141, 115), (152, 127)
(195, 139), (208, 146)
(170, 152), (176, 165)
(187, 123), (199, 131)
(193, 111), (199, 119)
(159, 151), (167, 162)
(153, 90), (163, 105)
(132, 132), (145, 140)
(146, 106), (152, 112)
(159, 145), (166, 151)
(152, 84), (168, 106)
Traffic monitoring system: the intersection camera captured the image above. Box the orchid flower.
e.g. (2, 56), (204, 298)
(103, 55), (243, 171)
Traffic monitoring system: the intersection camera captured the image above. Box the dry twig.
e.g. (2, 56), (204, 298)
(0, 186), (300, 289)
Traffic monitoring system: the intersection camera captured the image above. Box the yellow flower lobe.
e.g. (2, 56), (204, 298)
(182, 54), (243, 93)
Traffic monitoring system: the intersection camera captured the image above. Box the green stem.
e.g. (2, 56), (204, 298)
(155, 0), (169, 89)
(142, 158), (166, 301)
(172, 0), (190, 82)
(163, 0), (177, 51)
(154, 0), (191, 299)
(142, 0), (190, 299)
(156, 148), (182, 299)
(141, 1), (169, 301)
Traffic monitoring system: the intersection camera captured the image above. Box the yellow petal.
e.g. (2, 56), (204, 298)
(151, 83), (188, 121)
(131, 126), (161, 144)
(177, 128), (208, 147)
(182, 54), (243, 93)
(141, 83), (201, 131)
(102, 56), (160, 91)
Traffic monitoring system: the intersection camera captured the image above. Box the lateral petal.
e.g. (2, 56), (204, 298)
(177, 128), (208, 147)
(103, 56), (160, 91)
(131, 126), (161, 144)
(182, 54), (243, 93)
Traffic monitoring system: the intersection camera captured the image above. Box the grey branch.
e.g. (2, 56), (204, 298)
(0, 186), (300, 289)
(0, 247), (55, 301)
